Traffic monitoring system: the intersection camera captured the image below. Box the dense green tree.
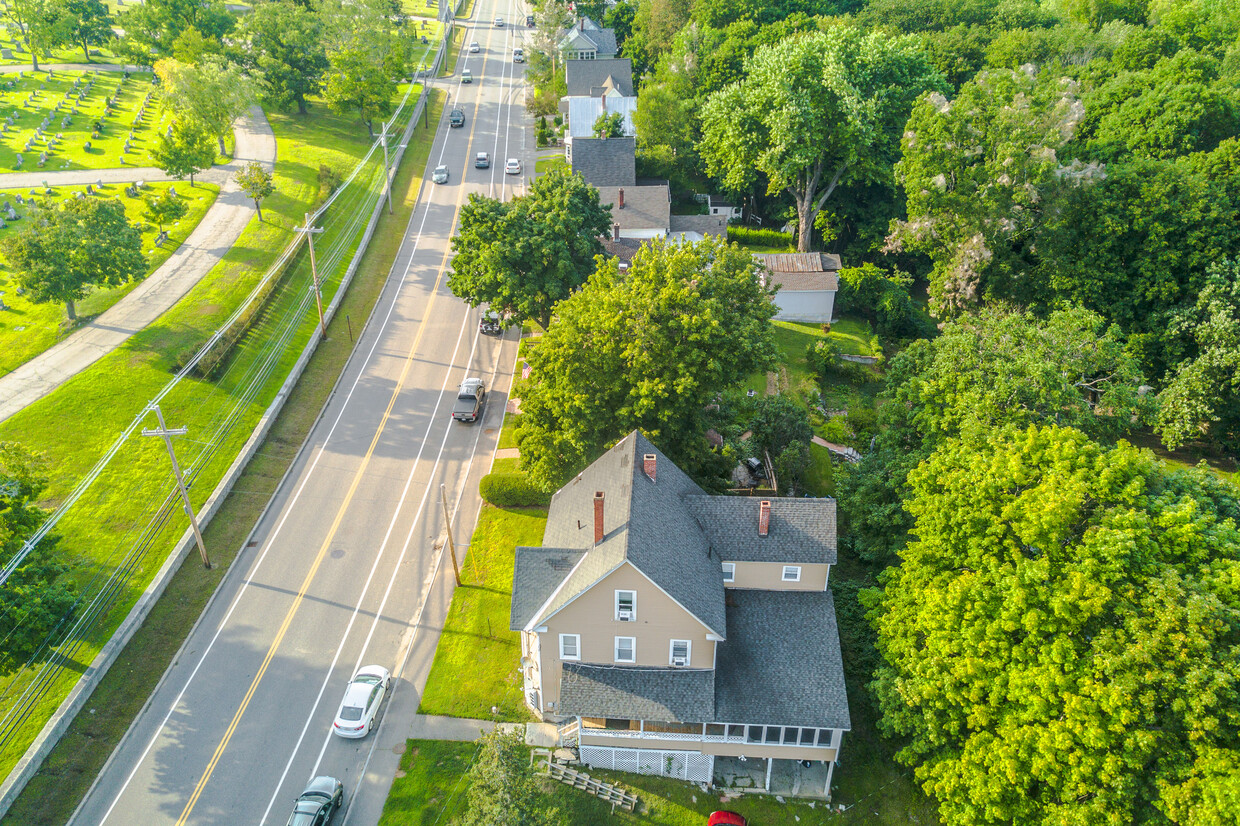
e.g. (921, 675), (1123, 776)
(834, 263), (926, 340)
(701, 26), (944, 252)
(322, 47), (395, 137)
(0, 443), (77, 674)
(1155, 259), (1240, 454)
(460, 728), (559, 826)
(746, 394), (813, 457)
(235, 162), (275, 222)
(592, 111), (624, 138)
(1, 198), (145, 321)
(156, 56), (257, 154)
(3, 0), (71, 71)
(143, 191), (188, 232)
(516, 237), (778, 489)
(118, 0), (234, 62)
(865, 425), (1240, 824)
(448, 169), (611, 331)
(889, 66), (1089, 314)
(631, 0), (693, 62)
(319, 0), (410, 136)
(60, 0), (113, 62)
(239, 0), (327, 115)
(152, 120), (217, 185)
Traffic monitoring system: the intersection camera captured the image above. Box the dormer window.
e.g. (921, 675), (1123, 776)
(615, 590), (636, 621)
(669, 639), (691, 667)
(721, 563), (735, 583)
(782, 565), (802, 582)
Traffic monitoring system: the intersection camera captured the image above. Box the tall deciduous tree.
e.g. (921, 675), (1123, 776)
(3, 0), (71, 71)
(156, 56), (257, 154)
(700, 26), (944, 252)
(118, 0), (234, 63)
(1, 198), (145, 320)
(865, 425), (1240, 825)
(448, 168), (612, 331)
(319, 0), (409, 137)
(516, 237), (778, 489)
(0, 443), (77, 674)
(143, 191), (188, 232)
(460, 728), (560, 826)
(235, 162), (275, 222)
(61, 0), (113, 62)
(239, 0), (328, 115)
(152, 120), (217, 185)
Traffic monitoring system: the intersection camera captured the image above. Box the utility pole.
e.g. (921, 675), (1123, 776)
(142, 404), (211, 569)
(440, 483), (462, 585)
(295, 213), (327, 336)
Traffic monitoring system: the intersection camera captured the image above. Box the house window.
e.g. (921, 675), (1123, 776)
(615, 590), (636, 621)
(721, 563), (735, 583)
(614, 636), (636, 663)
(782, 565), (802, 582)
(818, 729), (834, 748)
(764, 726), (781, 744)
(746, 726), (763, 743)
(669, 639), (691, 667)
(800, 728), (816, 745)
(559, 634), (580, 660)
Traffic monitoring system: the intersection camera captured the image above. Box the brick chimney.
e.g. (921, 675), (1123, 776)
(613, 222), (620, 241)
(618, 187), (625, 209)
(758, 500), (771, 537)
(594, 491), (605, 544)
(643, 453), (657, 483)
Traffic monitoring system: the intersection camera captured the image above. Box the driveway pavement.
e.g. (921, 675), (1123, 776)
(0, 96), (276, 423)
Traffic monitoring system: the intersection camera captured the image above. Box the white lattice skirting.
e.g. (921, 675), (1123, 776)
(579, 746), (714, 784)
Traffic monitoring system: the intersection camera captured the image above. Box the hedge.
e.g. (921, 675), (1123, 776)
(479, 472), (552, 508)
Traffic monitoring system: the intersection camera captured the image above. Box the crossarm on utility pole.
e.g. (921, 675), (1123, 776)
(294, 213), (327, 337)
(141, 403), (211, 569)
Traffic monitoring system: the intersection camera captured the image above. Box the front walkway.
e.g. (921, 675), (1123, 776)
(0, 84), (276, 422)
(409, 714), (559, 746)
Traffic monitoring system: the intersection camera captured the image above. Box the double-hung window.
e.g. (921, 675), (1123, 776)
(669, 639), (691, 667)
(614, 636), (636, 663)
(559, 634), (580, 661)
(615, 590), (636, 622)
(782, 565), (802, 582)
(721, 563), (735, 583)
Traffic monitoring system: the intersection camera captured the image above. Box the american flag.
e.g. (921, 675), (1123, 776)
(521, 362), (532, 380)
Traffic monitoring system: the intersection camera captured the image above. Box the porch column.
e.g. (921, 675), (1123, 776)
(764, 757), (773, 791)
(824, 758), (836, 800)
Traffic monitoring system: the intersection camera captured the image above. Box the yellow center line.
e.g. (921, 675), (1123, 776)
(175, 85), (484, 825)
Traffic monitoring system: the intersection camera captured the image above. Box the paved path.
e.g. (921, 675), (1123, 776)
(0, 102), (275, 423)
(409, 715), (559, 746)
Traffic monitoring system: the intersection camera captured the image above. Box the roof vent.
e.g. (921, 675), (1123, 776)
(643, 453), (656, 483)
(594, 491), (605, 544)
(758, 500), (771, 537)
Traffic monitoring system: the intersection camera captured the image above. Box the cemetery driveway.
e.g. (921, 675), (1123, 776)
(0, 70), (276, 423)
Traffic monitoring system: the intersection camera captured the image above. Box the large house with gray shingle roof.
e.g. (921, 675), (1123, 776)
(510, 431), (850, 795)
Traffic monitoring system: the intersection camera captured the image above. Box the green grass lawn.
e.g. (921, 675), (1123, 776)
(497, 411), (520, 450)
(0, 86), (425, 782)
(381, 738), (933, 825)
(0, 180), (220, 377)
(0, 70), (170, 170)
(417, 504), (546, 721)
(806, 442), (835, 496)
(0, 87), (449, 826)
(534, 154), (567, 175)
(441, 24), (466, 77)
(744, 318), (878, 398)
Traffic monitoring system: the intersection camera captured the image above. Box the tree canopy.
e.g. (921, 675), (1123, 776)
(235, 162), (275, 222)
(448, 168), (612, 331)
(460, 728), (560, 826)
(700, 25), (944, 252)
(516, 236), (777, 489)
(865, 425), (1240, 824)
(152, 119), (217, 185)
(156, 56), (256, 153)
(238, 0), (328, 115)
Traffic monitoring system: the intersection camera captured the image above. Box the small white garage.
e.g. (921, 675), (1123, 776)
(753, 252), (841, 323)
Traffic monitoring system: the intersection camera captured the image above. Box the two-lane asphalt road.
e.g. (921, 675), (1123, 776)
(69, 5), (533, 825)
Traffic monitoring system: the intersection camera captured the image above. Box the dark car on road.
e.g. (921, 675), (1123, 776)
(286, 776), (343, 826)
(449, 108), (465, 127)
(526, 13), (535, 26)
(451, 378), (486, 422)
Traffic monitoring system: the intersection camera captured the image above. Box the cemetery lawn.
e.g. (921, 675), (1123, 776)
(0, 90), (427, 783)
(0, 70), (169, 171)
(0, 181), (220, 377)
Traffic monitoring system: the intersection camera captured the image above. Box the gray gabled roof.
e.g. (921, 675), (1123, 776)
(559, 17), (618, 58)
(714, 590), (851, 730)
(510, 547), (587, 630)
(559, 663), (715, 722)
(684, 497), (837, 564)
(570, 137), (636, 187)
(565, 59), (634, 97)
(594, 185), (670, 233)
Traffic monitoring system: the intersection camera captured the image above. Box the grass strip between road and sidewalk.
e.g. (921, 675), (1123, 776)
(0, 88), (446, 826)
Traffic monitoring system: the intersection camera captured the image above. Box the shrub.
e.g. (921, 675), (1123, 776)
(727, 225), (795, 250)
(316, 164), (342, 205)
(479, 472), (552, 507)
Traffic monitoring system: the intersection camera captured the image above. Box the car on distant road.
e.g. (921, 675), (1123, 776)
(505, 158), (521, 175)
(526, 13), (535, 26)
(461, 68), (472, 83)
(513, 47), (525, 62)
(475, 151), (490, 168)
(332, 665), (390, 738)
(494, 16), (504, 26)
(469, 40), (480, 53)
(449, 108), (465, 127)
(708, 813), (748, 826)
(452, 378), (486, 423)
(432, 165), (449, 184)
(479, 310), (503, 335)
(286, 776), (344, 826)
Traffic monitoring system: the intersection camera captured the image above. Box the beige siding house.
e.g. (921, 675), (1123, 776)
(510, 432), (850, 797)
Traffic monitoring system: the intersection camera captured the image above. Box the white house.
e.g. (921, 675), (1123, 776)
(753, 252), (841, 323)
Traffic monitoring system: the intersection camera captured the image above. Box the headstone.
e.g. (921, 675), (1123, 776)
(0, 49), (12, 60)
(86, 184), (93, 194)
(4, 207), (14, 221)
(37, 152), (45, 166)
(74, 191), (84, 199)
(84, 140), (91, 151)
(169, 186), (176, 197)
(13, 155), (20, 168)
(96, 178), (103, 188)
(15, 194), (23, 205)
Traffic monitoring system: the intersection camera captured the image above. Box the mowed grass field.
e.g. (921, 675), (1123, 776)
(0, 181), (220, 376)
(0, 86), (424, 781)
(0, 70), (169, 170)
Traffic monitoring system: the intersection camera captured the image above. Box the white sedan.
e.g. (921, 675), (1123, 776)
(505, 158), (521, 175)
(332, 665), (391, 738)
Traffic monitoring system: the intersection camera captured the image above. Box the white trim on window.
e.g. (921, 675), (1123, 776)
(559, 634), (580, 661)
(615, 589), (636, 622)
(614, 636), (636, 663)
(669, 639), (691, 667)
(782, 565), (802, 582)
(721, 562), (735, 583)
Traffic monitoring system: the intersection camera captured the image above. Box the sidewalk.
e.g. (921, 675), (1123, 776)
(0, 102), (276, 423)
(409, 715), (559, 746)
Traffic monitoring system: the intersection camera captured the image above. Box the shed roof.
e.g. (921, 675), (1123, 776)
(560, 664), (716, 722)
(752, 252), (841, 292)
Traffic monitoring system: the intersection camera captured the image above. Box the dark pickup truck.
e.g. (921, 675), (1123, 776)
(451, 378), (486, 423)
(449, 108), (465, 127)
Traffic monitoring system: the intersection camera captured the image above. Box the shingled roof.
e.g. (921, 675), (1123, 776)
(560, 664), (716, 722)
(714, 590), (851, 729)
(559, 17), (618, 59)
(753, 252), (841, 292)
(510, 547), (588, 630)
(565, 59), (634, 97)
(684, 497), (837, 564)
(570, 137), (636, 187)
